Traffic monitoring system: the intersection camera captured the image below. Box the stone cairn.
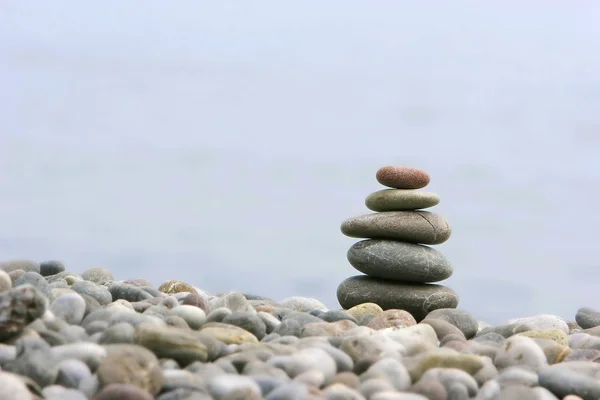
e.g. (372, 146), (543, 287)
(336, 165), (459, 321)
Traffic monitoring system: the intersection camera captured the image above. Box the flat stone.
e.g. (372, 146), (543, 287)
(81, 267), (114, 284)
(39, 260), (65, 277)
(576, 307), (600, 329)
(341, 212), (451, 245)
(425, 308), (479, 339)
(509, 314), (569, 334)
(539, 364), (600, 400)
(347, 240), (453, 283)
(366, 189), (440, 212)
(367, 309), (417, 330)
(337, 275), (458, 322)
(0, 259), (40, 273)
(200, 322), (259, 344)
(376, 166), (430, 189)
(133, 323), (210, 366)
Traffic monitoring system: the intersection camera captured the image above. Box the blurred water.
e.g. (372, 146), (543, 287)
(1, 1), (600, 323)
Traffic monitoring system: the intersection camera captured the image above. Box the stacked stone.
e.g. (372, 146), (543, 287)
(337, 165), (459, 321)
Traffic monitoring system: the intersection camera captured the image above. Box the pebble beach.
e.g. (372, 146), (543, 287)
(2, 259), (600, 400)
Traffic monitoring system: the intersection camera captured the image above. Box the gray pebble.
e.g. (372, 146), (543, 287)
(3, 337), (58, 387)
(0, 371), (33, 400)
(50, 292), (86, 325)
(55, 359), (92, 388)
(358, 378), (396, 399)
(477, 322), (534, 338)
(0, 343), (17, 362)
(81, 267), (114, 284)
(251, 376), (289, 397)
(258, 311), (281, 334)
(15, 271), (51, 297)
(371, 393), (428, 400)
(71, 281), (112, 306)
(265, 382), (313, 400)
(361, 357), (411, 391)
(42, 386), (88, 400)
(161, 369), (208, 392)
(206, 307), (232, 323)
(496, 366), (539, 387)
(274, 319), (302, 337)
(93, 383), (154, 400)
(323, 384), (366, 400)
(222, 311), (267, 340)
(157, 388), (212, 400)
(0, 270), (11, 292)
(169, 305), (207, 329)
(0, 259), (40, 273)
(539, 363), (600, 400)
(494, 335), (548, 372)
(576, 307), (600, 329)
(419, 367), (478, 397)
(213, 292), (252, 313)
(426, 308), (479, 339)
(280, 296), (327, 312)
(282, 311), (323, 327)
(98, 322), (135, 344)
(320, 310), (358, 324)
(268, 347), (336, 384)
(109, 282), (154, 302)
(39, 260), (66, 277)
(52, 342), (107, 371)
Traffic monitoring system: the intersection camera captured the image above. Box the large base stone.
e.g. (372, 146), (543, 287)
(337, 275), (459, 321)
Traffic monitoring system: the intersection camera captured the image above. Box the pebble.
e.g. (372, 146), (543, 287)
(80, 267), (114, 284)
(168, 305), (207, 330)
(0, 259), (40, 273)
(365, 189), (440, 212)
(347, 239), (453, 283)
(93, 383), (154, 400)
(15, 271), (51, 297)
(50, 292), (87, 325)
(494, 335), (548, 372)
(208, 375), (262, 399)
(376, 166), (430, 189)
(337, 275), (459, 321)
(0, 371), (33, 400)
(221, 311), (266, 340)
(71, 281), (112, 306)
(425, 308), (479, 339)
(133, 323), (210, 366)
(0, 270), (11, 292)
(213, 292), (252, 313)
(0, 285), (48, 341)
(341, 212), (452, 245)
(280, 296), (327, 312)
(575, 307), (600, 329)
(39, 260), (66, 277)
(509, 314), (569, 334)
(200, 321), (259, 344)
(367, 309), (417, 330)
(158, 280), (195, 294)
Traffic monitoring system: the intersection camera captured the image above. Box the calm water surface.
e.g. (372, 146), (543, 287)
(2, 1), (600, 323)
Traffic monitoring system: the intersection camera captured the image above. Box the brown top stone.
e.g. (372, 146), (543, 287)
(376, 166), (430, 189)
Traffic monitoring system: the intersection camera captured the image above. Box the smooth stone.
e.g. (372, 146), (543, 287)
(160, 369), (208, 392)
(7, 269), (26, 284)
(296, 341), (354, 373)
(281, 311), (324, 327)
(337, 275), (459, 321)
(94, 383), (154, 400)
(476, 322), (534, 338)
(301, 320), (358, 338)
(347, 303), (384, 320)
(425, 308), (479, 339)
(208, 375), (262, 399)
(323, 383), (366, 400)
(347, 239), (452, 283)
(213, 292), (252, 313)
(372, 392), (429, 400)
(341, 335), (390, 363)
(133, 323), (212, 366)
(200, 321), (259, 344)
(39, 260), (65, 277)
(55, 359), (92, 389)
(417, 367), (478, 397)
(576, 307), (600, 329)
(221, 311), (267, 340)
(206, 307), (233, 323)
(539, 364), (600, 400)
(181, 293), (211, 313)
(358, 378), (396, 399)
(564, 349), (600, 362)
(268, 347), (337, 383)
(109, 283), (154, 302)
(98, 344), (163, 395)
(383, 324), (439, 356)
(376, 165), (430, 189)
(81, 267), (114, 284)
(341, 212), (451, 245)
(0, 343), (17, 362)
(265, 381), (315, 400)
(50, 292), (86, 325)
(497, 366), (539, 387)
(494, 335), (548, 372)
(518, 329), (569, 346)
(258, 311), (281, 334)
(168, 305), (207, 330)
(279, 296), (327, 312)
(0, 285), (47, 341)
(52, 342), (107, 370)
(509, 315), (569, 334)
(42, 386), (87, 400)
(0, 270), (11, 292)
(366, 189), (440, 212)
(421, 318), (467, 342)
(0, 259), (40, 273)
(499, 385), (559, 400)
(274, 319), (302, 337)
(71, 281), (113, 306)
(158, 280), (195, 294)
(360, 357), (411, 391)
(98, 322), (135, 344)
(367, 309), (417, 330)
(14, 271), (51, 297)
(406, 350), (486, 382)
(3, 337), (58, 387)
(0, 371), (33, 400)
(569, 333), (600, 350)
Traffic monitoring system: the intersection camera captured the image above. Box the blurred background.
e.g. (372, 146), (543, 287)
(1, 1), (599, 324)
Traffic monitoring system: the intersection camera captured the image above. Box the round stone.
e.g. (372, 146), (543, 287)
(341, 211), (451, 245)
(337, 275), (459, 321)
(0, 270), (11, 293)
(158, 280), (195, 295)
(39, 260), (66, 277)
(81, 267), (114, 284)
(576, 307), (600, 329)
(347, 240), (453, 283)
(376, 166), (430, 189)
(365, 189), (440, 212)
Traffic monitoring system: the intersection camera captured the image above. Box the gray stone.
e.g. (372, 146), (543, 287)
(358, 378), (396, 399)
(81, 267), (114, 284)
(55, 359), (92, 389)
(39, 260), (66, 277)
(160, 369), (208, 393)
(279, 296), (327, 312)
(341, 211), (451, 245)
(319, 310), (358, 324)
(426, 308), (479, 339)
(497, 366), (539, 387)
(509, 314), (569, 333)
(268, 347), (337, 383)
(576, 307), (600, 329)
(0, 259), (40, 273)
(337, 275), (459, 321)
(258, 311), (281, 334)
(222, 311), (267, 340)
(494, 335), (548, 372)
(265, 381), (314, 400)
(157, 388), (212, 400)
(109, 283), (154, 302)
(365, 189), (440, 212)
(42, 386), (88, 400)
(98, 322), (135, 344)
(71, 281), (112, 306)
(3, 337), (58, 387)
(52, 342), (107, 371)
(419, 367), (478, 397)
(169, 305), (206, 329)
(0, 284), (47, 341)
(93, 383), (154, 400)
(538, 364), (600, 399)
(324, 383), (366, 400)
(360, 357), (411, 390)
(213, 292), (252, 313)
(274, 319), (302, 337)
(15, 271), (51, 297)
(0, 371), (33, 400)
(50, 292), (87, 325)
(206, 307), (232, 323)
(348, 239), (452, 283)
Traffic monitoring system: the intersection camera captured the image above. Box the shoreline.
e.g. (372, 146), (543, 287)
(1, 259), (599, 399)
